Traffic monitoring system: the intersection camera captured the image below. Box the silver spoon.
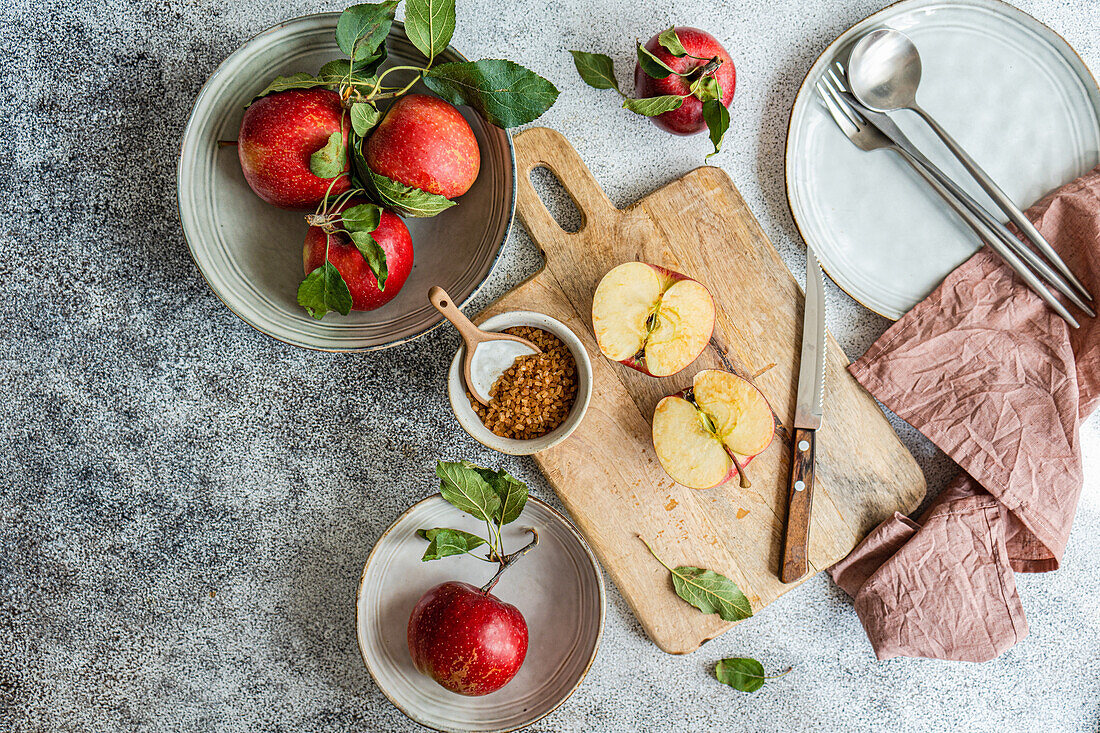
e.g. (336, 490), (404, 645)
(847, 28), (1093, 304)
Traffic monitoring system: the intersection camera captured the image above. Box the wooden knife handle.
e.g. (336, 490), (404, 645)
(780, 427), (816, 583)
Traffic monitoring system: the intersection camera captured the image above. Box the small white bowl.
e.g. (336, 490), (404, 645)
(447, 311), (593, 455)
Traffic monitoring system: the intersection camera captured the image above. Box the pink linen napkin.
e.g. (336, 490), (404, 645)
(829, 167), (1100, 662)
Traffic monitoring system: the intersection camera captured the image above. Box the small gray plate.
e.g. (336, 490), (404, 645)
(178, 14), (515, 351)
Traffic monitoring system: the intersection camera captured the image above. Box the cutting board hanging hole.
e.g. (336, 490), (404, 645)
(529, 166), (583, 233)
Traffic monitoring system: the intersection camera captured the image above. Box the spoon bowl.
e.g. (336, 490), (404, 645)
(848, 28), (923, 112)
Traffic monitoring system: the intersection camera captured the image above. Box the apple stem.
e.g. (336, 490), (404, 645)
(480, 528), (539, 594)
(724, 446), (751, 489)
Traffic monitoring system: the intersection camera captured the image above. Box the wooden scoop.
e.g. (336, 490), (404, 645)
(429, 286), (540, 405)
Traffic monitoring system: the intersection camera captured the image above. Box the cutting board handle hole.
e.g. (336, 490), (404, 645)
(529, 166), (583, 234)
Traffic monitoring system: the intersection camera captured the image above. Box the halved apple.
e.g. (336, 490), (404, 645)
(652, 370), (776, 490)
(591, 262), (715, 377)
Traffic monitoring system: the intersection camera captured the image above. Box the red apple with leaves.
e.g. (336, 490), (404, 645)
(634, 27), (735, 135)
(238, 89), (351, 210)
(366, 93), (481, 199)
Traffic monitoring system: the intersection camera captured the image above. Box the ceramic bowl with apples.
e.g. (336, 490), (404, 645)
(178, 2), (558, 351)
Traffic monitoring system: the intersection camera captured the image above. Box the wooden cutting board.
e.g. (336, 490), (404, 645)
(477, 127), (926, 654)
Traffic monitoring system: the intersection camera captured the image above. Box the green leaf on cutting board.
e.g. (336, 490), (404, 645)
(569, 50), (620, 91)
(657, 27), (688, 57)
(297, 262), (353, 319)
(639, 535), (753, 622)
(404, 0), (456, 62)
(436, 460), (501, 524)
(622, 94), (684, 117)
(416, 527), (488, 560)
(715, 658), (791, 693)
(423, 59), (560, 128)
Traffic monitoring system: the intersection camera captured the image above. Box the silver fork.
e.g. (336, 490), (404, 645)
(817, 69), (1083, 328)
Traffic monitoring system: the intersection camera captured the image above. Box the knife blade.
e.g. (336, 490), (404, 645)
(780, 246), (826, 583)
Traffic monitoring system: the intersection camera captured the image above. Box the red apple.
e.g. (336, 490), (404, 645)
(238, 89), (351, 210)
(652, 370), (775, 490)
(303, 198), (413, 311)
(634, 27), (736, 135)
(407, 581), (528, 696)
(592, 262), (715, 377)
(366, 94), (480, 199)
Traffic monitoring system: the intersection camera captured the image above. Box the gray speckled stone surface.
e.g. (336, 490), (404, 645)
(3, 0), (1100, 730)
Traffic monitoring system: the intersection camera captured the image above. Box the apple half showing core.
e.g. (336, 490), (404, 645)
(592, 262), (715, 377)
(653, 370), (775, 490)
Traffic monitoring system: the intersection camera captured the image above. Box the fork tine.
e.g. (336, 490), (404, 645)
(816, 82), (859, 137)
(821, 75), (862, 128)
(831, 61), (848, 91)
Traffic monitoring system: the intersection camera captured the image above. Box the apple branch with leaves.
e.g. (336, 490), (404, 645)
(248, 0), (559, 318)
(570, 26), (731, 159)
(417, 461), (539, 593)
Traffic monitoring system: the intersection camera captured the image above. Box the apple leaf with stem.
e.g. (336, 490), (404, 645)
(657, 27), (688, 57)
(638, 535), (753, 622)
(622, 95), (684, 116)
(636, 41), (681, 79)
(569, 50), (620, 91)
(350, 102), (382, 136)
(349, 231), (388, 290)
(310, 131), (347, 179)
(366, 168), (457, 218)
(339, 202), (382, 233)
(715, 658), (791, 693)
(405, 0), (456, 63)
(702, 99), (729, 161)
(423, 59), (560, 128)
(336, 1), (397, 62)
(297, 261), (353, 319)
(473, 466), (528, 525)
(417, 527), (488, 561)
(436, 461), (501, 525)
(690, 74), (722, 103)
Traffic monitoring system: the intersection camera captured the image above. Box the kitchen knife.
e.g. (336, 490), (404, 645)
(780, 246), (826, 583)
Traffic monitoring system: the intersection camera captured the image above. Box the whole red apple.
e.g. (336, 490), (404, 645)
(366, 94), (480, 199)
(407, 580), (528, 696)
(238, 89), (351, 210)
(634, 27), (736, 135)
(303, 198), (413, 311)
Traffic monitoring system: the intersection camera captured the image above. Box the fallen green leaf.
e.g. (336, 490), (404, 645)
(569, 50), (619, 91)
(639, 536), (752, 622)
(715, 658), (790, 693)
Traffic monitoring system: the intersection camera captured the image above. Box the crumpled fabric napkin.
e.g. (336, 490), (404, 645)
(829, 167), (1100, 662)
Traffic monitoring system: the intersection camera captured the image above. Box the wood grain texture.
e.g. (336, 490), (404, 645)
(477, 127), (926, 654)
(781, 426), (816, 583)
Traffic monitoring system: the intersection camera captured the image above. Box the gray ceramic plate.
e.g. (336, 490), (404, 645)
(786, 0), (1100, 319)
(178, 14), (515, 351)
(356, 494), (605, 733)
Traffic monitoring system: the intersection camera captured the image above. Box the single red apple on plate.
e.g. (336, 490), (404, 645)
(407, 580), (528, 696)
(652, 369), (775, 490)
(366, 93), (481, 199)
(592, 262), (715, 377)
(303, 198), (413, 311)
(238, 89), (351, 210)
(634, 27), (735, 135)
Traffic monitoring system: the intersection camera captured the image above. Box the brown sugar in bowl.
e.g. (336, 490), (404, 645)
(448, 311), (593, 455)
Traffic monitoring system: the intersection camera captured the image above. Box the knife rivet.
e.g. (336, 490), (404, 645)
(798, 440), (810, 451)
(794, 480), (806, 492)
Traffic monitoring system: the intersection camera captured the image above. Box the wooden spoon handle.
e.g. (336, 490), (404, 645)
(780, 427), (816, 583)
(429, 286), (485, 348)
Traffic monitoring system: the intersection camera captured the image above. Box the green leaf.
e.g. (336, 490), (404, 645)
(473, 467), (528, 525)
(640, 536), (752, 622)
(309, 131), (347, 179)
(416, 527), (487, 560)
(690, 74), (722, 103)
(366, 168), (457, 218)
(636, 42), (679, 79)
(622, 95), (684, 116)
(569, 50), (619, 91)
(405, 0), (456, 62)
(351, 102), (381, 136)
(436, 461), (501, 523)
(657, 27), (688, 57)
(714, 658), (790, 693)
(340, 203), (382, 233)
(423, 59), (560, 128)
(349, 230), (388, 290)
(249, 73), (323, 103)
(318, 59), (379, 89)
(336, 2), (397, 62)
(702, 99), (729, 160)
(297, 262), (352, 319)
(353, 43), (389, 77)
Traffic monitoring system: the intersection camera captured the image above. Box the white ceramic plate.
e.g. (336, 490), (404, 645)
(178, 14), (515, 351)
(356, 495), (605, 733)
(786, 0), (1100, 319)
